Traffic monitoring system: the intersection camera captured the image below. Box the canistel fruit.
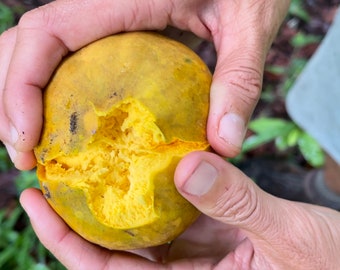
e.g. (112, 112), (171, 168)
(34, 31), (212, 250)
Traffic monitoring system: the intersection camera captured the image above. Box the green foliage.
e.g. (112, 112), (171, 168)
(15, 170), (41, 192)
(243, 117), (325, 167)
(0, 147), (13, 172)
(297, 132), (325, 168)
(0, 204), (65, 270)
(0, 3), (15, 34)
(280, 58), (308, 95)
(0, 152), (65, 269)
(290, 32), (322, 48)
(289, 0), (310, 22)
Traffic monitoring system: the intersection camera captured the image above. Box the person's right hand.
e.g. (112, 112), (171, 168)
(0, 0), (290, 170)
(20, 151), (340, 269)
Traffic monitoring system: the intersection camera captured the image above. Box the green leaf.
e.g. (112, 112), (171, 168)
(29, 264), (52, 270)
(0, 147), (12, 172)
(298, 133), (325, 167)
(290, 32), (322, 48)
(274, 126), (302, 151)
(265, 65), (286, 75)
(242, 134), (270, 152)
(0, 246), (16, 268)
(286, 127), (302, 147)
(0, 3), (15, 34)
(282, 58), (308, 95)
(248, 117), (295, 137)
(243, 118), (296, 153)
(0, 207), (22, 232)
(15, 170), (40, 194)
(275, 136), (290, 151)
(289, 0), (310, 22)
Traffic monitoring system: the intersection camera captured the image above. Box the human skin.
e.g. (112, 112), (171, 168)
(2, 1), (340, 269)
(20, 151), (340, 269)
(8, 0), (339, 269)
(0, 0), (290, 170)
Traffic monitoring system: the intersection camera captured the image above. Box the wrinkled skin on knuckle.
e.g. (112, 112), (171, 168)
(226, 66), (262, 107)
(17, 1), (90, 51)
(208, 180), (259, 226)
(18, 3), (58, 32)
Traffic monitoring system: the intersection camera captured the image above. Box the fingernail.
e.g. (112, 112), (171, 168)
(183, 161), (218, 196)
(218, 113), (246, 149)
(10, 124), (19, 145)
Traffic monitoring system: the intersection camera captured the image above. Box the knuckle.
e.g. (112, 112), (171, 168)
(210, 181), (259, 225)
(18, 4), (58, 32)
(226, 66), (262, 106)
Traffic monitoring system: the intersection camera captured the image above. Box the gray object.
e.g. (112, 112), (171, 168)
(286, 10), (340, 164)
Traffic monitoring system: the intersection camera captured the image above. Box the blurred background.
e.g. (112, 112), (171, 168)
(1, 0), (339, 269)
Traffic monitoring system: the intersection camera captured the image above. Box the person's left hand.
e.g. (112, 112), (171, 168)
(0, 0), (290, 170)
(20, 151), (340, 269)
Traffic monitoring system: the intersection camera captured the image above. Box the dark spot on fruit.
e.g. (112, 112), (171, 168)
(124, 230), (135, 237)
(42, 184), (51, 199)
(39, 148), (48, 163)
(185, 58), (193, 63)
(109, 92), (118, 98)
(70, 112), (78, 134)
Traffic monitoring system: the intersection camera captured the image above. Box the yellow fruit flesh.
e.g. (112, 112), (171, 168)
(40, 99), (207, 229)
(35, 31), (212, 250)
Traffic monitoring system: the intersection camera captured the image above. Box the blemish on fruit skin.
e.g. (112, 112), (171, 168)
(34, 32), (211, 250)
(70, 112), (78, 134)
(42, 184), (51, 199)
(110, 92), (118, 98)
(39, 148), (48, 163)
(124, 230), (135, 237)
(185, 58), (193, 63)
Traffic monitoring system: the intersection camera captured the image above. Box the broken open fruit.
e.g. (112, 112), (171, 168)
(34, 31), (212, 250)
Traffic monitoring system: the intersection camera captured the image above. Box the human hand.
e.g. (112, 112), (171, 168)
(20, 151), (340, 269)
(0, 0), (290, 170)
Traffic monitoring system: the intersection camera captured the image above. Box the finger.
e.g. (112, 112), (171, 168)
(2, 142), (36, 170)
(3, 0), (150, 153)
(0, 28), (36, 170)
(3, 21), (68, 153)
(20, 188), (163, 270)
(0, 28), (17, 143)
(174, 151), (291, 240)
(206, 1), (290, 157)
(2, 0), (206, 166)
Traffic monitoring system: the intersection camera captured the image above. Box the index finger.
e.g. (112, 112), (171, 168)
(3, 0), (170, 152)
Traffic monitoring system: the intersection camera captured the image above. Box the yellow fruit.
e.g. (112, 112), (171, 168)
(34, 31), (212, 250)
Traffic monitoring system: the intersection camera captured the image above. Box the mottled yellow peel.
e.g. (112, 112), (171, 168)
(34, 31), (212, 250)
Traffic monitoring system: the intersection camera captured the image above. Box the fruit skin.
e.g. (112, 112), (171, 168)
(34, 31), (212, 250)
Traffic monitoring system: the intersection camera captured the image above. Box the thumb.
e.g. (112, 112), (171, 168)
(175, 151), (283, 235)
